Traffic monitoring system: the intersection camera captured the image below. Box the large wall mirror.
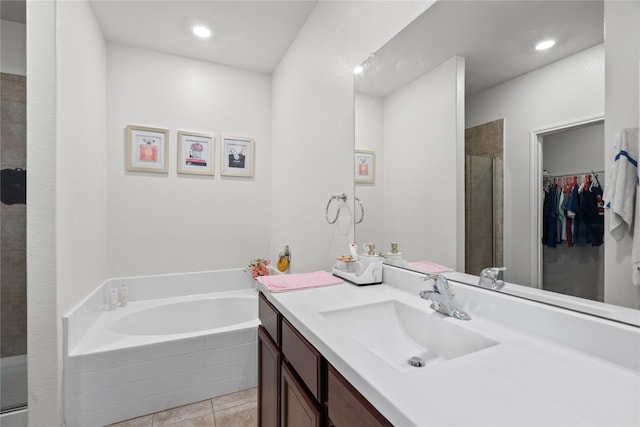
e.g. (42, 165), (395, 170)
(354, 0), (640, 325)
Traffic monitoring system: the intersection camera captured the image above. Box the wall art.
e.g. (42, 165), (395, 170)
(177, 131), (214, 176)
(126, 125), (169, 173)
(355, 149), (375, 184)
(221, 136), (255, 177)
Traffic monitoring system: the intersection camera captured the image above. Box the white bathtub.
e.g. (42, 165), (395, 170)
(63, 268), (261, 427)
(110, 296), (257, 336)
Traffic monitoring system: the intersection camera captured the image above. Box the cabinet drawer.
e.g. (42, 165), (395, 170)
(281, 318), (322, 400)
(327, 364), (392, 427)
(259, 292), (280, 346)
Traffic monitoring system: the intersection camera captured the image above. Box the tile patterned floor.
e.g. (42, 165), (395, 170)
(109, 388), (257, 427)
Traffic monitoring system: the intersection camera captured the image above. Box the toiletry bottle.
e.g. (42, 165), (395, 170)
(109, 286), (119, 310)
(119, 283), (128, 307)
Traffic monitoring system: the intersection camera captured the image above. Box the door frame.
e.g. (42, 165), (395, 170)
(529, 115), (604, 289)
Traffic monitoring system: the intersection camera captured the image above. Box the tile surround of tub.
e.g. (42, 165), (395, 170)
(64, 329), (257, 426)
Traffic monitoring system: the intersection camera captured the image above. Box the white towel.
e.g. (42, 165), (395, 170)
(604, 128), (639, 240)
(634, 186), (640, 286)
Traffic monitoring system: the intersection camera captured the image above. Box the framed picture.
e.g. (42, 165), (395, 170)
(177, 131), (214, 175)
(355, 149), (375, 184)
(221, 136), (255, 177)
(126, 125), (169, 173)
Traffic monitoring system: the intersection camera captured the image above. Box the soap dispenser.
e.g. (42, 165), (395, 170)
(385, 242), (410, 268)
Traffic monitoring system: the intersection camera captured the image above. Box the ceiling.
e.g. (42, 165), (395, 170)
(88, 0), (317, 73)
(356, 0), (604, 97)
(1, 0), (316, 74)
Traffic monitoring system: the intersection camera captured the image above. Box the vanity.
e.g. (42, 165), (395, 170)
(257, 265), (640, 426)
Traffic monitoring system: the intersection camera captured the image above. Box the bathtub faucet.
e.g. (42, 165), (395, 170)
(419, 274), (471, 321)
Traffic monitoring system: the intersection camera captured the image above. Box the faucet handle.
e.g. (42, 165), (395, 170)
(480, 267), (506, 279)
(479, 267), (506, 290)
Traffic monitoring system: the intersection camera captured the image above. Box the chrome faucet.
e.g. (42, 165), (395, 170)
(419, 274), (471, 321)
(478, 267), (506, 290)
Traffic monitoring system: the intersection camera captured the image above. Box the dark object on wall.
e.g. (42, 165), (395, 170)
(1, 168), (27, 205)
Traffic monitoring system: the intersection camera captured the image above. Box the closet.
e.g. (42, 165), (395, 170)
(541, 121), (605, 302)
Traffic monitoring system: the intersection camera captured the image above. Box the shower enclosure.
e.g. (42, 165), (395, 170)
(1, 72), (28, 415)
(464, 119), (504, 275)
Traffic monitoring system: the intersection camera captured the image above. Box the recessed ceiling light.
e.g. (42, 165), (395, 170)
(535, 39), (556, 51)
(354, 65), (364, 74)
(192, 25), (212, 39)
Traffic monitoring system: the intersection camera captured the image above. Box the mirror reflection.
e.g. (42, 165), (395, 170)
(354, 0), (639, 322)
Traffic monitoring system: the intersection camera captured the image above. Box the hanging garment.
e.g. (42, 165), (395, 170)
(604, 128), (638, 240)
(582, 184), (604, 246)
(573, 186), (588, 246)
(543, 185), (558, 247)
(1, 168), (27, 205)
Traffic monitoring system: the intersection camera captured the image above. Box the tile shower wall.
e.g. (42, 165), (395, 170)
(1, 72), (27, 358)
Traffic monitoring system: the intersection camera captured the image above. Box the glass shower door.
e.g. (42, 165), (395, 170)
(465, 155), (497, 275)
(1, 72), (28, 414)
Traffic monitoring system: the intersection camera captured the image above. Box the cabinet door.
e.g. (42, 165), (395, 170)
(258, 326), (280, 427)
(281, 362), (321, 427)
(327, 364), (392, 427)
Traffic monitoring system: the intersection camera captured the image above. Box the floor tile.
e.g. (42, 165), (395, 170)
(214, 401), (257, 427)
(153, 400), (213, 426)
(163, 413), (216, 427)
(110, 414), (153, 427)
(211, 387), (257, 412)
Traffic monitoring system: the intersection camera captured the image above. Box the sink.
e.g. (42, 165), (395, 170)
(321, 300), (499, 372)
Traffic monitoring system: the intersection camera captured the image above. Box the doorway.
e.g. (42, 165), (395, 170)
(540, 120), (605, 301)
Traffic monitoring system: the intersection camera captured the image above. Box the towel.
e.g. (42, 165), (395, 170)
(634, 191), (640, 286)
(408, 260), (453, 274)
(604, 128), (639, 240)
(256, 271), (343, 292)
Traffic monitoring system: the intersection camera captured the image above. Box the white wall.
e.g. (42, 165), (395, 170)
(57, 0), (108, 319)
(466, 44), (605, 286)
(604, 0), (640, 309)
(1, 19), (26, 75)
(28, 1), (109, 424)
(354, 93), (385, 247)
(27, 1), (61, 424)
(106, 45), (272, 277)
(543, 122), (604, 175)
(383, 57), (464, 268)
(271, 1), (431, 272)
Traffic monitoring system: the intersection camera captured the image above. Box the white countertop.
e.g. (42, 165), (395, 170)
(260, 269), (640, 426)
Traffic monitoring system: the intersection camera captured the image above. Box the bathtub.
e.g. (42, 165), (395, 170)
(63, 268), (261, 427)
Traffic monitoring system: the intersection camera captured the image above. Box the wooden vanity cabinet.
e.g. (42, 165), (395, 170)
(327, 364), (392, 427)
(281, 361), (321, 427)
(258, 326), (280, 427)
(258, 292), (391, 427)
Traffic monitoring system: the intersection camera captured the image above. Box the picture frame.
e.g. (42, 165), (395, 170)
(221, 136), (255, 177)
(126, 125), (169, 173)
(177, 131), (215, 176)
(355, 149), (375, 184)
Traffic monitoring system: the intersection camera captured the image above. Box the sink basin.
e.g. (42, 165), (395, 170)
(321, 300), (499, 372)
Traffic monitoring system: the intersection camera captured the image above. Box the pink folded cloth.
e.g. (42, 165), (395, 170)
(256, 271), (343, 293)
(409, 261), (453, 274)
